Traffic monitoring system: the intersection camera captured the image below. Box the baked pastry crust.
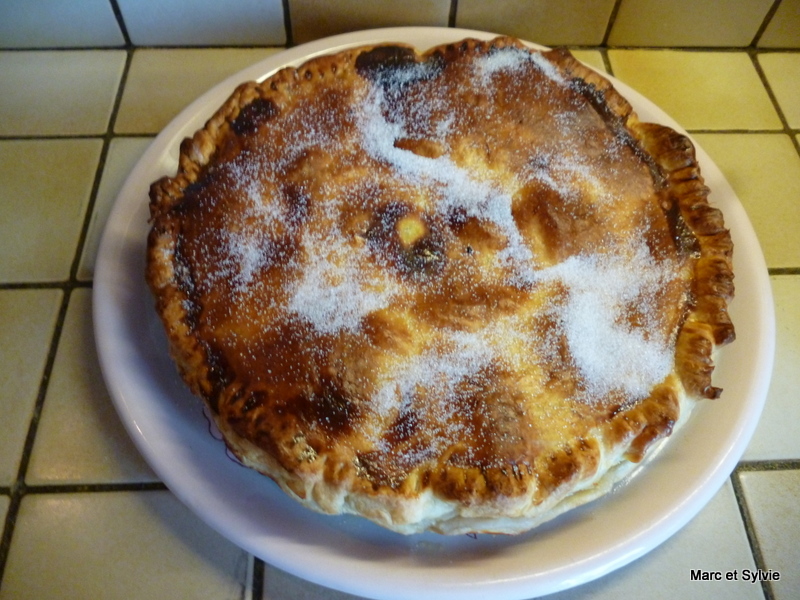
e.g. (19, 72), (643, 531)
(146, 37), (734, 535)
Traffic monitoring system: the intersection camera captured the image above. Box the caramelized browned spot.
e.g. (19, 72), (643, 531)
(231, 97), (279, 135)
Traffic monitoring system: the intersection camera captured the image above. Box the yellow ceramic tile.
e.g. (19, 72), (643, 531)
(570, 50), (607, 73)
(114, 48), (283, 135)
(758, 0), (800, 48)
(608, 0), (773, 47)
(0, 139), (102, 283)
(78, 136), (154, 281)
(738, 470), (800, 598)
(0, 0), (124, 48)
(744, 276), (800, 461)
(1, 491), (249, 599)
(608, 50), (782, 130)
(26, 290), (158, 485)
(289, 0), (450, 45)
(692, 133), (800, 269)
(0, 50), (125, 136)
(0, 289), (62, 486)
(117, 0), (285, 46)
(758, 53), (800, 128)
(456, 0), (615, 46)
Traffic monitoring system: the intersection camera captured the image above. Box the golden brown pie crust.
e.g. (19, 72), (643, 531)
(146, 37), (735, 535)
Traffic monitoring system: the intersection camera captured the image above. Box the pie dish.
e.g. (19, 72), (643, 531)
(145, 36), (734, 535)
(95, 27), (774, 600)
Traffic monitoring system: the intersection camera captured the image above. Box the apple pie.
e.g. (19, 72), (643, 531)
(146, 36), (735, 535)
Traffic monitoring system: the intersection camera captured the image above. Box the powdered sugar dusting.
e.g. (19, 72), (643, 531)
(368, 325), (502, 468)
(372, 327), (496, 416)
(204, 155), (292, 294)
(356, 71), (537, 276)
(286, 225), (401, 334)
(537, 243), (678, 401)
(477, 45), (565, 86)
(184, 40), (686, 445)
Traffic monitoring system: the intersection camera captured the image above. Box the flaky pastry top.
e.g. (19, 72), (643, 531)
(146, 37), (734, 533)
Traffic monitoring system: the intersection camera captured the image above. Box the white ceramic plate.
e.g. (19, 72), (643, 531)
(93, 27), (775, 600)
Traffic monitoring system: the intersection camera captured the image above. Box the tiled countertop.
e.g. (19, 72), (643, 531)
(1, 40), (798, 600)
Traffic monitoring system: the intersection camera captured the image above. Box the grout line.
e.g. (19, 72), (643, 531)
(107, 0), (133, 48)
(0, 281), (90, 291)
(603, 44), (800, 53)
(600, 47), (614, 76)
(251, 557), (266, 600)
(448, 0), (459, 28)
(23, 483), (168, 495)
(751, 0), (784, 48)
(0, 133), (154, 145)
(748, 49), (800, 160)
(0, 493), (21, 591)
(686, 128), (788, 135)
(3, 43), (793, 54)
(769, 267), (800, 276)
(281, 0), (294, 48)
(107, 41), (134, 136)
(2, 39), (798, 53)
(731, 470), (776, 600)
(0, 45), (128, 52)
(128, 44), (289, 51)
(564, 45), (607, 51)
(601, 0), (624, 47)
(101, 132), (156, 139)
(0, 44), (290, 52)
(754, 47), (800, 54)
(68, 138), (112, 281)
(65, 49), (134, 283)
(737, 459), (800, 471)
(0, 133), (113, 141)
